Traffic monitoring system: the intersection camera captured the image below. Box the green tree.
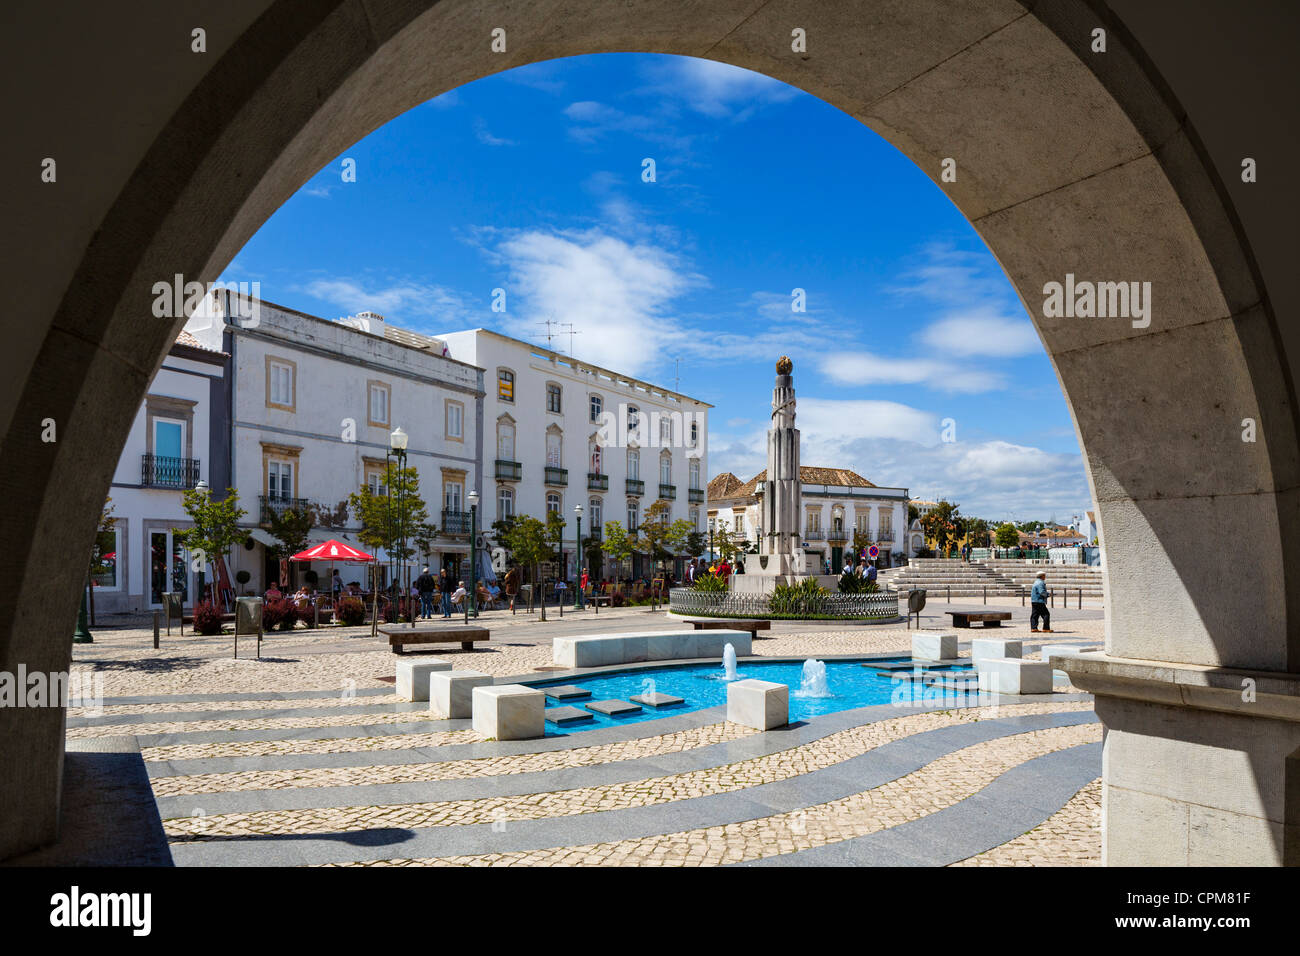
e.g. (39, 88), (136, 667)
(995, 522), (1020, 549)
(907, 503), (919, 523)
(919, 500), (963, 556)
(636, 500), (681, 572)
(602, 520), (636, 588)
(266, 504), (313, 585)
(175, 487), (248, 607)
(965, 517), (991, 549)
(499, 513), (559, 621)
(348, 464), (431, 566)
(683, 530), (706, 559)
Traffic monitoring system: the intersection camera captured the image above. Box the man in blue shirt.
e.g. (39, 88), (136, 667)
(1030, 570), (1052, 632)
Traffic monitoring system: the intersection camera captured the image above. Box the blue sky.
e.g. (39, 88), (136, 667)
(222, 53), (1092, 523)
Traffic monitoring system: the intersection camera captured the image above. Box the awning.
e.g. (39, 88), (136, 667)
(247, 528), (281, 548)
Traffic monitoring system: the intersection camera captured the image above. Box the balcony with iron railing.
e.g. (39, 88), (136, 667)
(495, 459), (521, 480)
(141, 454), (201, 489)
(659, 483), (676, 500)
(587, 472), (608, 491)
(441, 509), (471, 536)
(876, 529), (895, 542)
(804, 529), (826, 540)
(688, 488), (704, 504)
(626, 478), (645, 496)
(585, 526), (603, 542)
(544, 466), (568, 486)
(260, 495), (314, 521)
(828, 528), (848, 542)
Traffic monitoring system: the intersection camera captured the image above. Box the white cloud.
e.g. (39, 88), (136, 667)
(491, 228), (700, 375)
(474, 119), (515, 146)
(820, 351), (1005, 393)
(297, 277), (476, 327)
(641, 58), (798, 119)
(918, 308), (1041, 358)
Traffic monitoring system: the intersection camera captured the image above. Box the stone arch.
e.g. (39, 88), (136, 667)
(3, 0), (1296, 864)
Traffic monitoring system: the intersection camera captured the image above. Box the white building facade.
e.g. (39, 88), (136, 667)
(97, 331), (230, 614)
(437, 330), (711, 580)
(708, 467), (911, 573)
(184, 297), (484, 592)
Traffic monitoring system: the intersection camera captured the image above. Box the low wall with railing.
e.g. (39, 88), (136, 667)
(669, 587), (902, 621)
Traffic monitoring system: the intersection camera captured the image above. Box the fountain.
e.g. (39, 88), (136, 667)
(796, 658), (832, 698)
(722, 643), (738, 681)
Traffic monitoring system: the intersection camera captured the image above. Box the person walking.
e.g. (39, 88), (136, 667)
(1030, 570), (1052, 632)
(504, 564), (521, 611)
(415, 565), (437, 620)
(438, 566), (454, 618)
(866, 561), (878, 587)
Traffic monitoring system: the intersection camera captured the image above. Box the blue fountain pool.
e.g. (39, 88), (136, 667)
(526, 657), (980, 734)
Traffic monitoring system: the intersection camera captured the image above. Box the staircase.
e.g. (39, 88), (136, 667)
(883, 558), (1105, 599)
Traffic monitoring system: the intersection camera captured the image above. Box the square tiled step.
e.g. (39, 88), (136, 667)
(630, 692), (685, 708)
(544, 685), (591, 701)
(586, 699), (642, 716)
(545, 706), (594, 725)
(860, 661), (919, 672)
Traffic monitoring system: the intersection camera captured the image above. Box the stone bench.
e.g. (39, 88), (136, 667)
(972, 637), (1023, 663)
(429, 669), (493, 718)
(912, 632), (958, 662)
(682, 618), (772, 640)
(947, 611), (1012, 628)
(727, 679), (789, 731)
(552, 629), (752, 668)
(379, 624), (490, 654)
(395, 657), (454, 701)
(977, 658), (1053, 695)
(471, 684), (545, 740)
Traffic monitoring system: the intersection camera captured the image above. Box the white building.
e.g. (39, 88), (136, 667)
(184, 296), (484, 592)
(707, 467), (911, 572)
(97, 330), (230, 614)
(436, 329), (711, 579)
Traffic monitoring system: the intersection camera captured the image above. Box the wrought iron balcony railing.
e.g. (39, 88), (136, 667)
(827, 528), (848, 542)
(625, 479), (645, 496)
(804, 529), (826, 540)
(441, 509), (471, 536)
(659, 483), (676, 500)
(587, 473), (608, 491)
(544, 466), (568, 486)
(688, 488), (704, 503)
(494, 459), (521, 480)
(260, 495), (313, 520)
(141, 454), (201, 489)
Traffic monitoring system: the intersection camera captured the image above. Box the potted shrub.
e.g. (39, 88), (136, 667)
(335, 596), (366, 626)
(235, 569), (251, 594)
(192, 601), (224, 636)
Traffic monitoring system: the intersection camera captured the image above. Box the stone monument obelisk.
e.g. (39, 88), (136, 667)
(736, 356), (806, 593)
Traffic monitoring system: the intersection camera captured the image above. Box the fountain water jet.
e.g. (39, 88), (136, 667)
(796, 658), (831, 697)
(722, 643), (738, 681)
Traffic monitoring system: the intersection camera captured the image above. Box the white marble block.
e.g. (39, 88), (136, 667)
(429, 669), (493, 719)
(972, 637), (1023, 663)
(472, 684), (545, 740)
(552, 630), (752, 668)
(726, 679), (789, 731)
(395, 657), (454, 701)
(912, 632), (958, 661)
(978, 658), (1053, 695)
(1041, 644), (1101, 670)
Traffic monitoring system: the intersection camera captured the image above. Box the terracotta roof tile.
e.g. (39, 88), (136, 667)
(173, 329), (226, 354)
(707, 472), (743, 499)
(733, 466), (876, 498)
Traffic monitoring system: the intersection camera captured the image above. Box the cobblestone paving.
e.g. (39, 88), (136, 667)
(149, 722), (757, 796)
(164, 701), (1093, 840)
(68, 708), (449, 739)
(323, 722), (1101, 866)
(951, 778), (1102, 866)
(142, 728), (482, 762)
(70, 693), (400, 719)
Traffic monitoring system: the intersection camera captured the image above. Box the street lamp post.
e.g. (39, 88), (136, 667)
(390, 427), (410, 626)
(574, 503), (584, 610)
(194, 478), (210, 604)
(467, 489), (479, 623)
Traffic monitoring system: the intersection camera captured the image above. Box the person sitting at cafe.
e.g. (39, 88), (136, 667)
(265, 582), (283, 600)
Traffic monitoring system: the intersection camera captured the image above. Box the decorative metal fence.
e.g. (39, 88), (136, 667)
(669, 587), (901, 621)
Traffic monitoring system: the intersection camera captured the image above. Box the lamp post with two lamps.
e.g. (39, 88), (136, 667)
(466, 488), (479, 623)
(388, 427), (411, 626)
(574, 502), (584, 610)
